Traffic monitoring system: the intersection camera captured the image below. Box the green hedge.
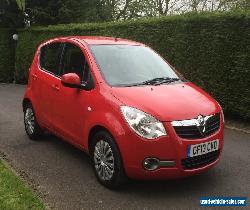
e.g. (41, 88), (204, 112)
(0, 29), (14, 82)
(16, 12), (250, 119)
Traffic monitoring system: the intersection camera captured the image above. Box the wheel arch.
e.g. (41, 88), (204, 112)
(22, 98), (32, 112)
(87, 124), (127, 180)
(88, 125), (114, 153)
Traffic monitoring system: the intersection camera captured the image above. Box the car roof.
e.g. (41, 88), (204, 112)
(44, 36), (143, 46)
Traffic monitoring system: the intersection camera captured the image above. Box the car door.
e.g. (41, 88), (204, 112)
(36, 42), (63, 129)
(51, 42), (93, 145)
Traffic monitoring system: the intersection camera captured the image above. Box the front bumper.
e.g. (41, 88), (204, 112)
(117, 118), (224, 180)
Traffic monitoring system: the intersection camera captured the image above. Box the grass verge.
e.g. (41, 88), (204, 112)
(0, 160), (45, 210)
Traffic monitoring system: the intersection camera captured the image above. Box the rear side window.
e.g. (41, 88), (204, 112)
(40, 42), (62, 75)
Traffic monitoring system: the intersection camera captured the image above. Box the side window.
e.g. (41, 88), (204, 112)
(40, 42), (62, 75)
(61, 43), (90, 83)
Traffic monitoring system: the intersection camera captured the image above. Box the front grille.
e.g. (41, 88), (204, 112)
(173, 113), (220, 139)
(181, 150), (220, 170)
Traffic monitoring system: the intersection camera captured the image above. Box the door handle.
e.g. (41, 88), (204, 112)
(51, 84), (60, 91)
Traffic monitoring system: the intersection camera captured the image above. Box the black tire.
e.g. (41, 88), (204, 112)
(24, 103), (43, 140)
(90, 131), (127, 189)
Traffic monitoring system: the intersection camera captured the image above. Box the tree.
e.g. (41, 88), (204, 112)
(27, 0), (101, 25)
(1, 0), (249, 27)
(0, 0), (24, 28)
(15, 0), (25, 11)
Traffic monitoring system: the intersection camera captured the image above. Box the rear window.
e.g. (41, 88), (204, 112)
(40, 42), (62, 75)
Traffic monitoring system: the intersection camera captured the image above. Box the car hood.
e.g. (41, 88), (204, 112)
(110, 82), (220, 121)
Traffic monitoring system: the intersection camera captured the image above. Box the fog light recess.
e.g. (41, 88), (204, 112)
(143, 158), (160, 171)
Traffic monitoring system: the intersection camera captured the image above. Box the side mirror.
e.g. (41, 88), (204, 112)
(61, 73), (81, 88)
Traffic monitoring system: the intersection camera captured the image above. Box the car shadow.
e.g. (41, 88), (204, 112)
(41, 132), (91, 159)
(123, 171), (216, 193)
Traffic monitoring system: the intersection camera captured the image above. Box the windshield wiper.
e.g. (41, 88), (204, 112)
(139, 77), (181, 86)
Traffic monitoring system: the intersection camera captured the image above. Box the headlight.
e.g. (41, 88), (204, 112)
(120, 106), (167, 139)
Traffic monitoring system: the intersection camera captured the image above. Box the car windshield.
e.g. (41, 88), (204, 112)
(90, 45), (180, 87)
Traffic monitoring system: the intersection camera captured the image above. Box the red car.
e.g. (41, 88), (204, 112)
(23, 36), (224, 189)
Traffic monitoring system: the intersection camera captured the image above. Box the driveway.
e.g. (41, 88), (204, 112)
(0, 84), (249, 210)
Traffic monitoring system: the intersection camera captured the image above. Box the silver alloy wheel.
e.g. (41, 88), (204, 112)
(25, 108), (35, 135)
(94, 140), (115, 181)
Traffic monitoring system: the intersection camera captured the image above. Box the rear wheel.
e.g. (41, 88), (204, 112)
(90, 131), (127, 189)
(24, 103), (43, 140)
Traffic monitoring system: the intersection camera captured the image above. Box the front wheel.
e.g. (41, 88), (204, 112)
(90, 131), (127, 189)
(24, 104), (43, 140)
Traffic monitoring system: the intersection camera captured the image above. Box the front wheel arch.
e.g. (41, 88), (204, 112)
(89, 129), (127, 189)
(87, 125), (126, 173)
(88, 125), (116, 154)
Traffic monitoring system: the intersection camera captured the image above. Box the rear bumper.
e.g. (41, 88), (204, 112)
(116, 119), (224, 180)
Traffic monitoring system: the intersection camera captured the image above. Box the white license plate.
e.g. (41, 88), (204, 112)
(187, 139), (219, 158)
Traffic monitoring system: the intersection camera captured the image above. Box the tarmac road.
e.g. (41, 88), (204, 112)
(0, 83), (249, 210)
